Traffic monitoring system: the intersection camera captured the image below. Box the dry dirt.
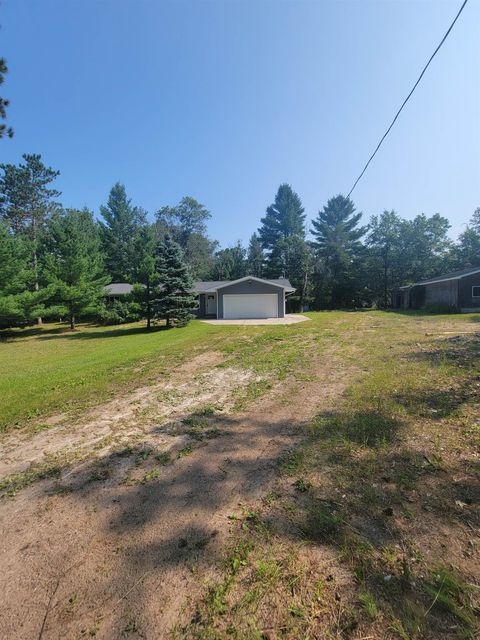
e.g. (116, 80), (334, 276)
(0, 344), (352, 639)
(0, 352), (252, 479)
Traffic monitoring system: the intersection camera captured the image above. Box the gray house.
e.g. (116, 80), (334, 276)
(395, 266), (480, 311)
(105, 276), (296, 319)
(194, 276), (295, 319)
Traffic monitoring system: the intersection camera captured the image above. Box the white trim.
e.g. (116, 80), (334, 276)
(204, 276), (294, 292)
(472, 286), (480, 299)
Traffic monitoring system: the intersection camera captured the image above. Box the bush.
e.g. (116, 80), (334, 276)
(97, 299), (141, 325)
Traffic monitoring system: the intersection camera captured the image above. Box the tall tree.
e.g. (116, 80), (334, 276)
(247, 232), (264, 277)
(0, 57), (13, 139)
(131, 223), (158, 329)
(154, 234), (196, 328)
(0, 154), (61, 322)
(311, 195), (367, 307)
(212, 242), (247, 280)
(43, 209), (108, 330)
(453, 207), (480, 268)
(259, 184), (306, 260)
(99, 183), (145, 282)
(367, 210), (404, 307)
(0, 221), (40, 327)
(399, 213), (452, 283)
(155, 196), (216, 278)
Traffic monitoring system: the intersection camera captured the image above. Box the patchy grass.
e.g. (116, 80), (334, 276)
(0, 320), (224, 432)
(177, 311), (480, 639)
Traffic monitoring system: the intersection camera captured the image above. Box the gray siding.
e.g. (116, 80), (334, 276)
(424, 280), (458, 308)
(458, 273), (480, 308)
(217, 280), (285, 318)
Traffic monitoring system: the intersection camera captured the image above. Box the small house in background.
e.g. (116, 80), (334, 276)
(104, 283), (134, 301)
(394, 266), (480, 311)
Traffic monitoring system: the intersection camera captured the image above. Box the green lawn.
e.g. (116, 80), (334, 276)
(0, 320), (228, 431)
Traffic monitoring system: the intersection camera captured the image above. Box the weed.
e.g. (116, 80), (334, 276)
(358, 591), (378, 620)
(178, 445), (194, 458)
(155, 451), (172, 465)
(141, 468), (160, 483)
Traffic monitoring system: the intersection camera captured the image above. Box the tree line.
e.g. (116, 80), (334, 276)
(1, 153), (478, 329)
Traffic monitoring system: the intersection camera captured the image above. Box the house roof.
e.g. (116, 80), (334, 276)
(403, 266), (480, 288)
(193, 276), (295, 293)
(105, 282), (134, 295)
(106, 277), (296, 296)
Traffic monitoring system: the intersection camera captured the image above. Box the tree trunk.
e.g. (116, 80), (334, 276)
(32, 217), (42, 325)
(70, 314), (75, 331)
(146, 283), (151, 330)
(166, 316), (171, 329)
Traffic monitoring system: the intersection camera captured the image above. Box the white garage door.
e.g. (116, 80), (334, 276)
(223, 294), (278, 319)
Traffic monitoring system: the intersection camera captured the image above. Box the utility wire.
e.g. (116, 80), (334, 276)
(347, 0), (469, 198)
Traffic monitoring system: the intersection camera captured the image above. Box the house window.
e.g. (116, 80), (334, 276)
(472, 286), (480, 298)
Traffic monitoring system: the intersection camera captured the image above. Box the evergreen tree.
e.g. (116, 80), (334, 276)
(0, 222), (41, 327)
(155, 197), (216, 278)
(259, 184), (306, 268)
(0, 57), (13, 139)
(99, 183), (145, 282)
(43, 209), (108, 329)
(0, 154), (61, 322)
(154, 234), (196, 328)
(247, 233), (264, 277)
(212, 242), (247, 280)
(131, 223), (158, 329)
(311, 195), (367, 307)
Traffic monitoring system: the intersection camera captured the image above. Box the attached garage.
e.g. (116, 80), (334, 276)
(223, 293), (278, 319)
(194, 276), (296, 319)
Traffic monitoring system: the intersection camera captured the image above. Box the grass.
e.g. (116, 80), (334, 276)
(176, 310), (480, 639)
(0, 320), (223, 432)
(2, 310), (480, 637)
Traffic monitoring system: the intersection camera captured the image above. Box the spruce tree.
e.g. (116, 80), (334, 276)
(99, 183), (145, 282)
(154, 234), (196, 328)
(43, 209), (108, 329)
(311, 195), (367, 307)
(247, 233), (264, 277)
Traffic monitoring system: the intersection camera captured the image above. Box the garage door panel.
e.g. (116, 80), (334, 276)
(223, 294), (278, 319)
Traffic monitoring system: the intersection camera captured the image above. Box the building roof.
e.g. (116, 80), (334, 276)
(105, 283), (134, 295)
(106, 277), (296, 296)
(193, 276), (295, 293)
(404, 266), (480, 288)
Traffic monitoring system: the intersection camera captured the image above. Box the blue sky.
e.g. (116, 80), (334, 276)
(1, 0), (479, 247)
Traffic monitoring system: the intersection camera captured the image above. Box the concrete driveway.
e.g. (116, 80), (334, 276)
(200, 314), (310, 326)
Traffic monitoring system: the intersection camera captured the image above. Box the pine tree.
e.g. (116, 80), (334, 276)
(99, 183), (145, 281)
(259, 184), (306, 277)
(154, 234), (196, 328)
(311, 195), (367, 307)
(247, 233), (264, 277)
(43, 209), (108, 329)
(0, 154), (61, 322)
(0, 57), (13, 139)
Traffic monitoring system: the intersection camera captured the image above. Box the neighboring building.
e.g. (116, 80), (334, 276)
(104, 283), (134, 300)
(395, 266), (480, 311)
(105, 276), (296, 319)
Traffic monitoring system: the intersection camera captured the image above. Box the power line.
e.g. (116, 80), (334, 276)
(347, 0), (470, 198)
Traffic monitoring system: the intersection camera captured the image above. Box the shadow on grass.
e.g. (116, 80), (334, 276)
(0, 322), (168, 342)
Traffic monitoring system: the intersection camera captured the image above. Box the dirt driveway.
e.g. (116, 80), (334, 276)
(0, 342), (351, 639)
